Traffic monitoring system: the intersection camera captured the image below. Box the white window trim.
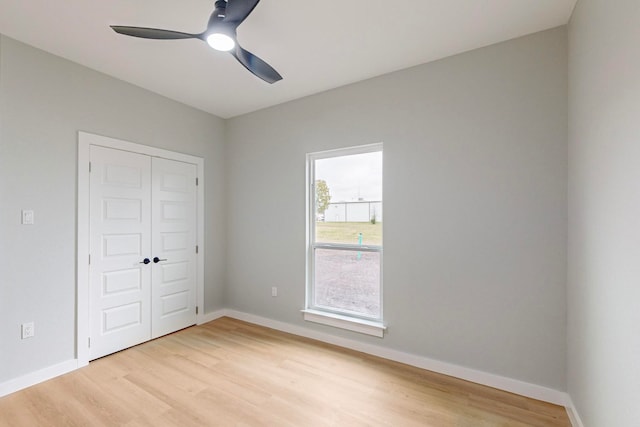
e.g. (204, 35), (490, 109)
(301, 309), (386, 338)
(305, 143), (384, 336)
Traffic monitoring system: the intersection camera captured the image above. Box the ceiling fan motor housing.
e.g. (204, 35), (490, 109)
(214, 0), (229, 20)
(206, 0), (236, 39)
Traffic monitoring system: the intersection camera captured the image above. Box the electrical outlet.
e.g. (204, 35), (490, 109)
(21, 322), (35, 339)
(21, 210), (34, 225)
(271, 287), (278, 297)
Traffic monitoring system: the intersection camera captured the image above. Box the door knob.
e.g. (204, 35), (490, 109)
(139, 258), (151, 264)
(153, 257), (167, 263)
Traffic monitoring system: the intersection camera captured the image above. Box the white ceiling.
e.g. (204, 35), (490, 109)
(0, 0), (576, 118)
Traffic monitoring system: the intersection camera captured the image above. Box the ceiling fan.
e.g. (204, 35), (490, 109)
(111, 0), (282, 84)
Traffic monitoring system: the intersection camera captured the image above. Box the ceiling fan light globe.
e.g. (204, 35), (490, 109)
(206, 33), (235, 51)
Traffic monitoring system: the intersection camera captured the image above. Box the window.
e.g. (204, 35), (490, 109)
(304, 144), (385, 337)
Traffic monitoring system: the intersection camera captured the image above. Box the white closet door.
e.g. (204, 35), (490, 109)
(151, 157), (198, 338)
(89, 146), (152, 360)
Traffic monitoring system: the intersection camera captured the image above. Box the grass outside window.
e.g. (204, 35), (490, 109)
(315, 222), (382, 246)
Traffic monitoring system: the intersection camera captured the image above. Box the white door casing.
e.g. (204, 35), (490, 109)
(78, 132), (204, 365)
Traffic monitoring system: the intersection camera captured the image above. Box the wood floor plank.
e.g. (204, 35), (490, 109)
(0, 317), (570, 426)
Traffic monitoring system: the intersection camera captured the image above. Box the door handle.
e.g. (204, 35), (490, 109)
(139, 258), (151, 264)
(153, 257), (167, 263)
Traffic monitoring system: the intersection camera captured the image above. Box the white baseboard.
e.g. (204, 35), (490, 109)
(221, 309), (568, 407)
(564, 396), (585, 427)
(0, 359), (78, 398)
(198, 309), (227, 325)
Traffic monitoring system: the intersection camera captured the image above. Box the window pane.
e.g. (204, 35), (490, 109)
(314, 151), (382, 245)
(313, 248), (381, 318)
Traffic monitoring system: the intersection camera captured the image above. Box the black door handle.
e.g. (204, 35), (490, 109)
(153, 257), (167, 263)
(139, 258), (151, 264)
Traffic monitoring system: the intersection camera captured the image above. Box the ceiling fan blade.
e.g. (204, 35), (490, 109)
(231, 45), (282, 84)
(111, 26), (198, 40)
(224, 0), (261, 25)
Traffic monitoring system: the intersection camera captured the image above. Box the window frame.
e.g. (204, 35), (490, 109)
(304, 143), (385, 337)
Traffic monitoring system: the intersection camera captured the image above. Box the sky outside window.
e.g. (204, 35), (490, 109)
(315, 151), (382, 202)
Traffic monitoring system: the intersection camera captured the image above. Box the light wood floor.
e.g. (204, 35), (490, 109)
(0, 317), (570, 426)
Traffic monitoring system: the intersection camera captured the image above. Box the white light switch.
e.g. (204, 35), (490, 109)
(22, 210), (34, 225)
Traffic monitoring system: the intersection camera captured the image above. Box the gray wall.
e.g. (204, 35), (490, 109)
(568, 1), (640, 425)
(0, 35), (226, 383)
(226, 27), (568, 390)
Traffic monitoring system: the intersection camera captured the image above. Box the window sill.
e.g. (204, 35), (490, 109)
(301, 309), (386, 338)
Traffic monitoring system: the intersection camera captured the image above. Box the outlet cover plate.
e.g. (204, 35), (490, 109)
(21, 210), (34, 225)
(21, 322), (34, 339)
